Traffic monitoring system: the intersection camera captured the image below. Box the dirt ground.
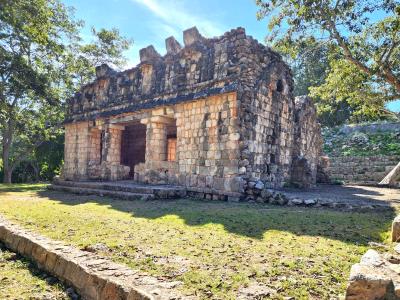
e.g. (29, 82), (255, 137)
(280, 184), (400, 207)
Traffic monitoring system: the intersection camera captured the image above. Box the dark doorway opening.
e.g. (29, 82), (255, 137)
(121, 122), (146, 177)
(166, 120), (177, 162)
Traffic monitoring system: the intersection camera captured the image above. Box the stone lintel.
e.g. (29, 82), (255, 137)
(108, 124), (125, 130)
(140, 116), (175, 125)
(183, 26), (204, 47)
(109, 115), (137, 124)
(139, 45), (161, 63)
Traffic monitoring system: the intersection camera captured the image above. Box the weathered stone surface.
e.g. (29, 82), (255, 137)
(0, 215), (185, 300)
(346, 263), (394, 300)
(165, 36), (182, 55)
(346, 250), (399, 300)
(139, 45), (161, 63)
(62, 26), (323, 199)
(95, 63), (115, 78)
(183, 26), (204, 46)
(304, 199), (317, 206)
(290, 95), (323, 188)
(393, 215), (400, 242)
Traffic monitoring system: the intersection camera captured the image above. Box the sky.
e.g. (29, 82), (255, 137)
(62, 0), (400, 112)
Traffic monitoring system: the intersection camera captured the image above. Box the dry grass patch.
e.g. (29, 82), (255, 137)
(0, 184), (395, 299)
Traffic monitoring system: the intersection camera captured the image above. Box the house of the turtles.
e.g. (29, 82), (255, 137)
(61, 27), (323, 200)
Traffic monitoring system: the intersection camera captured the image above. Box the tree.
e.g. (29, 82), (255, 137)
(0, 0), (80, 183)
(273, 37), (331, 97)
(310, 58), (398, 124)
(256, 0), (400, 111)
(0, 0), (132, 183)
(68, 27), (132, 86)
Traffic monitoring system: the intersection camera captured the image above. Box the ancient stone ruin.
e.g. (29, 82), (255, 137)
(61, 27), (323, 199)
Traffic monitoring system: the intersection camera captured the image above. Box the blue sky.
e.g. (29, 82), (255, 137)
(62, 0), (400, 112)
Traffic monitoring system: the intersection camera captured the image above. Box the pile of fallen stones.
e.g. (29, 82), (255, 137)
(345, 216), (400, 299)
(244, 180), (383, 210)
(244, 180), (288, 205)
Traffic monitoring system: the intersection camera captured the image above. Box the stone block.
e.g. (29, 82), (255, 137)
(139, 45), (161, 63)
(346, 260), (394, 300)
(393, 215), (400, 242)
(183, 26), (204, 46)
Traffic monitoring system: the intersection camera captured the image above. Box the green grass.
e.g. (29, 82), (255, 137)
(0, 242), (69, 299)
(0, 184), (396, 299)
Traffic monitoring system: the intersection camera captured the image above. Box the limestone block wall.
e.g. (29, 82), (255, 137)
(63, 122), (90, 180)
(237, 56), (295, 190)
(328, 155), (400, 184)
(249, 82), (294, 189)
(103, 126), (123, 164)
(175, 92), (241, 193)
(134, 92), (242, 195)
(63, 122), (130, 181)
(291, 96), (323, 187)
(88, 128), (101, 165)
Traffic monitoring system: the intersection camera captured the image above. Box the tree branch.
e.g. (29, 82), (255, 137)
(327, 19), (400, 94)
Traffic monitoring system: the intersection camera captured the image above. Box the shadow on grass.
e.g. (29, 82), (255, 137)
(0, 183), (47, 193)
(33, 187), (397, 244)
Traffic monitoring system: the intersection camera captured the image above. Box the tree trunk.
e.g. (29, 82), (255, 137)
(2, 119), (14, 184)
(3, 169), (12, 184)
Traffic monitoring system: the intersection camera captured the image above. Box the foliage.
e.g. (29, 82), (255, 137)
(0, 0), (132, 183)
(257, 0), (400, 125)
(273, 37), (331, 97)
(323, 126), (400, 157)
(69, 27), (132, 86)
(0, 0), (78, 183)
(311, 59), (399, 124)
(0, 185), (396, 299)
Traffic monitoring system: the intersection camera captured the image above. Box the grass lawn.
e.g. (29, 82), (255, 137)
(0, 183), (396, 299)
(0, 242), (70, 299)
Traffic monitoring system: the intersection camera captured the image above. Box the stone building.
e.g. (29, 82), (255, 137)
(61, 27), (322, 199)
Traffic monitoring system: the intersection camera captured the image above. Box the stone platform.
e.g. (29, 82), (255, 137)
(49, 179), (187, 201)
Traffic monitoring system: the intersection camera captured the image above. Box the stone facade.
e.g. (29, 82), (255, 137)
(62, 27), (323, 197)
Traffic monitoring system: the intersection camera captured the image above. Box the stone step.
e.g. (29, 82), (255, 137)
(48, 184), (155, 201)
(53, 179), (186, 199)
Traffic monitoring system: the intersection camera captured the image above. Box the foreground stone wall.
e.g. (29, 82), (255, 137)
(329, 155), (400, 184)
(0, 216), (182, 300)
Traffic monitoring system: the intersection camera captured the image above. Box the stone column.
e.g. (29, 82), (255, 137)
(103, 124), (125, 165)
(141, 116), (174, 163)
(88, 128), (101, 165)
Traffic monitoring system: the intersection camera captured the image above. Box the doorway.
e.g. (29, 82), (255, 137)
(121, 122), (146, 177)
